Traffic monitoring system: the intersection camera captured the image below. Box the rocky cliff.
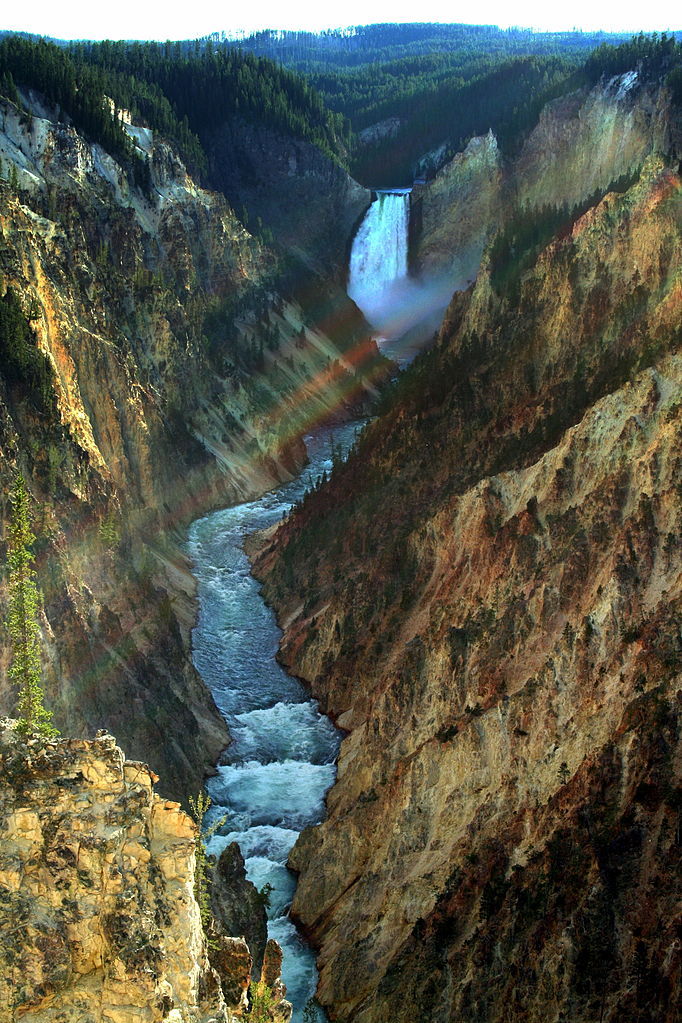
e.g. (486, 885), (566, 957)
(253, 155), (682, 1021)
(0, 723), (228, 1021)
(411, 73), (679, 289)
(0, 93), (384, 801)
(206, 118), (371, 274)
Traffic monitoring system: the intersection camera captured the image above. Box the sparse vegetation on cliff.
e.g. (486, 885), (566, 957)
(488, 166), (642, 296)
(6, 474), (56, 739)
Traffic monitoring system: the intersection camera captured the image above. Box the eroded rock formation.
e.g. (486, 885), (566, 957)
(254, 155), (682, 1022)
(0, 722), (233, 1022)
(411, 73), (680, 289)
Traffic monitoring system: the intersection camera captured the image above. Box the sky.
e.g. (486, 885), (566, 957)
(0, 1), (680, 42)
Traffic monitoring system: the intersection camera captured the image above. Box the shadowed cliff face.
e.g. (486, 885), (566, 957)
(252, 158), (682, 1022)
(0, 96), (385, 802)
(206, 117), (371, 275)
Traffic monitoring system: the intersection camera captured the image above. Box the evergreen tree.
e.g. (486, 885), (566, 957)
(6, 473), (56, 738)
(188, 790), (213, 933)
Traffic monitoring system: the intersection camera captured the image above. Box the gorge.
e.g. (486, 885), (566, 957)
(188, 425), (360, 1022)
(0, 25), (681, 1023)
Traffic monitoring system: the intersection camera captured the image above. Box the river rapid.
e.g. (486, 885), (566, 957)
(187, 424), (361, 1021)
(187, 185), (423, 1020)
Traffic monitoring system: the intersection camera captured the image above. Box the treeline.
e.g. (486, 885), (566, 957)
(583, 31), (682, 85)
(228, 24), (682, 185)
(226, 23), (637, 185)
(229, 23), (631, 70)
(71, 40), (351, 168)
(489, 167), (643, 296)
(0, 35), (350, 190)
(2, 29), (679, 197)
(350, 55), (578, 185)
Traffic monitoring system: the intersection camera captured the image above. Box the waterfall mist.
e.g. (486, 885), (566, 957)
(348, 189), (453, 363)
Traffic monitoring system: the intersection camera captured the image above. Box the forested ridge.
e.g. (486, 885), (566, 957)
(225, 23), (631, 69)
(74, 40), (351, 166)
(0, 35), (350, 186)
(1, 28), (681, 191)
(222, 25), (682, 185)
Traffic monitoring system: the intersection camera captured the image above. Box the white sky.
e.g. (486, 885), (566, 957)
(1, 1), (680, 42)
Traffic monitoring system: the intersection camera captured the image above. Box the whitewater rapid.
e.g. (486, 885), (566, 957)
(187, 424), (361, 1023)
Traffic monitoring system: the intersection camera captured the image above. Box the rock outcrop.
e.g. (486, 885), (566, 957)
(0, 722), (234, 1022)
(206, 118), (371, 274)
(409, 130), (501, 287)
(253, 155), (682, 1022)
(211, 842), (268, 976)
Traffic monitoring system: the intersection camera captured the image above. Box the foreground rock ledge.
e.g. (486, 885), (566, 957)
(0, 723), (233, 1023)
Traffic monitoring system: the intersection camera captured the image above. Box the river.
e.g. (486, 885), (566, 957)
(187, 186), (422, 1020)
(187, 423), (362, 1021)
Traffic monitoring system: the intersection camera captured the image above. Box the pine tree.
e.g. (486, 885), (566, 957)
(6, 474), (56, 738)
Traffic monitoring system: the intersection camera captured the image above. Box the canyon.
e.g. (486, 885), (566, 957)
(253, 82), (682, 1023)
(0, 36), (680, 1023)
(0, 91), (382, 802)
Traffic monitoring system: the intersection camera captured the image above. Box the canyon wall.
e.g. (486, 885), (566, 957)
(207, 118), (371, 274)
(254, 155), (682, 1022)
(0, 723), (230, 1022)
(411, 73), (679, 288)
(0, 721), (290, 1022)
(0, 95), (383, 801)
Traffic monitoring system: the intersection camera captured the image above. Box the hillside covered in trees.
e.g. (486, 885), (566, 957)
(2, 28), (681, 189)
(0, 35), (351, 185)
(222, 23), (646, 183)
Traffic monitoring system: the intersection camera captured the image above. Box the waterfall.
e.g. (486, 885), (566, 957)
(348, 190), (410, 331)
(347, 187), (453, 365)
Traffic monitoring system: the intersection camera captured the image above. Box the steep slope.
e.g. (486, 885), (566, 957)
(0, 724), (229, 1022)
(206, 117), (370, 274)
(0, 93), (384, 801)
(253, 157), (682, 1022)
(411, 72), (678, 288)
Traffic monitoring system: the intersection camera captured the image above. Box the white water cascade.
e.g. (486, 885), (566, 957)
(348, 188), (451, 364)
(348, 189), (410, 334)
(187, 425), (361, 1023)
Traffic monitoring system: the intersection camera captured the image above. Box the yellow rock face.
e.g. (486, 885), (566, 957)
(412, 77), (675, 290)
(0, 727), (232, 1023)
(255, 157), (682, 1022)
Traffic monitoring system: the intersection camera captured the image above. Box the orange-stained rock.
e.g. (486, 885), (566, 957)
(254, 151), (682, 1023)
